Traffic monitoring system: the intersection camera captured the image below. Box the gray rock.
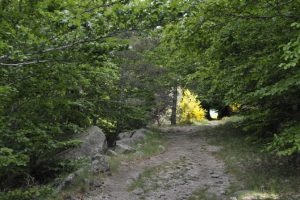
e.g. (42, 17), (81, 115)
(130, 129), (148, 143)
(132, 188), (144, 195)
(90, 154), (110, 174)
(117, 138), (134, 146)
(115, 143), (136, 154)
(56, 168), (84, 192)
(64, 173), (76, 187)
(118, 131), (134, 139)
(59, 126), (107, 159)
(117, 128), (149, 147)
(126, 179), (134, 186)
(211, 174), (219, 178)
(89, 179), (103, 188)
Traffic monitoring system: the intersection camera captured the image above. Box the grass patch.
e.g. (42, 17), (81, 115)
(135, 129), (166, 157)
(202, 120), (300, 199)
(188, 188), (218, 200)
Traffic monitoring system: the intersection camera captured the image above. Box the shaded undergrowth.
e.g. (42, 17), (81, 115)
(202, 119), (300, 199)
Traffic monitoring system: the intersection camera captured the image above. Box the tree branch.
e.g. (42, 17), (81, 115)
(0, 29), (133, 67)
(222, 13), (300, 20)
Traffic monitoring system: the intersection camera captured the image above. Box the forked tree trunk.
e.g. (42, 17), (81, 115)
(170, 85), (178, 125)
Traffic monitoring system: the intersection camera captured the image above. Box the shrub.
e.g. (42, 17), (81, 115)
(179, 89), (206, 124)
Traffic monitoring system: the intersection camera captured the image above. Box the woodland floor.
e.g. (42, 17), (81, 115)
(86, 122), (234, 200)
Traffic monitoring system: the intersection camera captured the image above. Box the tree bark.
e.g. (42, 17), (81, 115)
(116, 63), (126, 133)
(170, 85), (178, 125)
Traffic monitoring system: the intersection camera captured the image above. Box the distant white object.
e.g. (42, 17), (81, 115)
(209, 109), (218, 119)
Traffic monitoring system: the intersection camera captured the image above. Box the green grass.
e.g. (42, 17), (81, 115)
(188, 188), (218, 200)
(201, 120), (300, 200)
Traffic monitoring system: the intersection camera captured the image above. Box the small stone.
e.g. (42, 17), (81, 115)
(90, 179), (102, 187)
(159, 193), (166, 197)
(126, 179), (134, 185)
(211, 174), (219, 178)
(132, 188), (144, 195)
(158, 145), (166, 153)
(90, 154), (110, 174)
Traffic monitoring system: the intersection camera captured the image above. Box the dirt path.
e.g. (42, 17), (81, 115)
(87, 125), (233, 200)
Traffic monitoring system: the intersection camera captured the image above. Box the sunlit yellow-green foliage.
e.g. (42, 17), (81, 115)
(230, 103), (241, 113)
(179, 89), (206, 124)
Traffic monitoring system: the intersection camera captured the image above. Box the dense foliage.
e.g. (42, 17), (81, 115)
(156, 0), (300, 156)
(0, 0), (177, 196)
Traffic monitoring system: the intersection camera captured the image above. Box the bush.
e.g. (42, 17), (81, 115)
(179, 89), (206, 124)
(0, 186), (53, 200)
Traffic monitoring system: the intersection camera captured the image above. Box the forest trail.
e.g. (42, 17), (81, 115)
(86, 122), (233, 200)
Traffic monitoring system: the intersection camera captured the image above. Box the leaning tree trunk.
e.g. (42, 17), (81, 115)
(170, 85), (178, 125)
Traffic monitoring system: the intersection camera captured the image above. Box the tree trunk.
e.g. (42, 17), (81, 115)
(116, 64), (126, 133)
(170, 85), (178, 125)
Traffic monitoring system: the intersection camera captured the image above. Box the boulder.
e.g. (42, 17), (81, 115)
(90, 154), (110, 174)
(117, 128), (149, 146)
(117, 137), (134, 146)
(118, 131), (135, 139)
(59, 126), (107, 159)
(130, 129), (147, 143)
(56, 168), (85, 192)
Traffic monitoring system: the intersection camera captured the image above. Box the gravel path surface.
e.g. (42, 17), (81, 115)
(86, 124), (233, 200)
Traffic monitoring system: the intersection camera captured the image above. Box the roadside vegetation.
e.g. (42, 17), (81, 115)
(202, 119), (300, 200)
